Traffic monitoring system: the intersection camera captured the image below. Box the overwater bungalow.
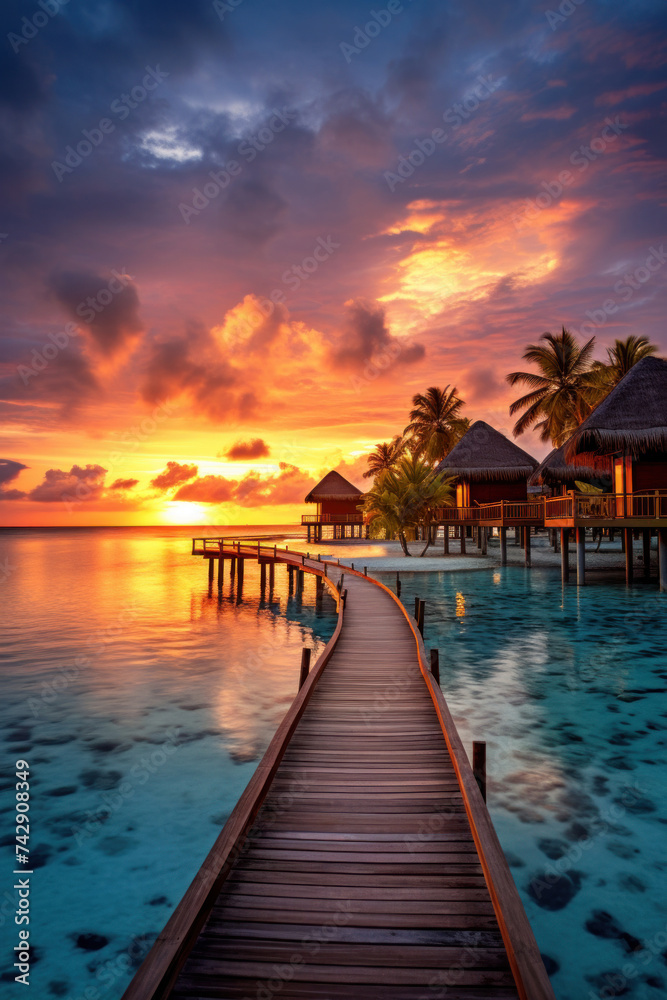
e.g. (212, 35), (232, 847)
(436, 420), (539, 507)
(530, 442), (611, 495)
(545, 355), (667, 587)
(302, 470), (367, 542)
(433, 420), (540, 561)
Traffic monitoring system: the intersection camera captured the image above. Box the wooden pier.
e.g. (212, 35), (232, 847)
(122, 542), (555, 1000)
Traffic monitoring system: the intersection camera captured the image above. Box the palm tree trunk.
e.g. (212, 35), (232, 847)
(419, 521), (432, 556)
(398, 530), (411, 556)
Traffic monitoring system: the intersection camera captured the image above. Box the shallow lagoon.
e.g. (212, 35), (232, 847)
(377, 566), (667, 1000)
(1, 529), (666, 999)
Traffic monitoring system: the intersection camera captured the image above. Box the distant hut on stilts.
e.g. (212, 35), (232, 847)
(302, 471), (367, 542)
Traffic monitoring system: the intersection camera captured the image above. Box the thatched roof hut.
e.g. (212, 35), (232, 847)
(530, 443), (611, 489)
(436, 421), (538, 482)
(565, 356), (667, 460)
(304, 471), (363, 503)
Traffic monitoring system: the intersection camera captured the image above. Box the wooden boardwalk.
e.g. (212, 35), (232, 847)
(123, 544), (555, 1000)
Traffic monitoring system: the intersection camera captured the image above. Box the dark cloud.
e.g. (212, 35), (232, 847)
(28, 464), (107, 503)
(109, 478), (139, 490)
(0, 458), (27, 486)
(140, 321), (257, 421)
(48, 270), (144, 357)
(0, 344), (100, 420)
(331, 298), (425, 371)
(224, 438), (271, 460)
(150, 461), (198, 490)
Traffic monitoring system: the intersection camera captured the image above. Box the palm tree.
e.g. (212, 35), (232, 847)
(588, 335), (658, 399)
(360, 457), (455, 556)
(506, 328), (596, 447)
(404, 386), (466, 464)
(363, 436), (406, 479)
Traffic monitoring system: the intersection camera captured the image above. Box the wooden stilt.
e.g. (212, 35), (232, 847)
(643, 529), (651, 579)
(625, 527), (634, 585)
(260, 562), (266, 589)
(217, 556), (224, 591)
(659, 528), (667, 592)
(576, 527), (585, 586)
(500, 527), (507, 566)
(298, 648), (311, 690)
(524, 528), (531, 568)
(460, 527), (466, 555)
(237, 558), (244, 587)
(482, 527), (487, 555)
(430, 649), (440, 685)
(561, 528), (569, 583)
(269, 562), (275, 589)
(472, 742), (487, 803)
(208, 558), (214, 585)
(417, 600), (425, 637)
(230, 557), (236, 581)
(515, 526), (521, 546)
(476, 526), (482, 550)
(443, 527), (449, 555)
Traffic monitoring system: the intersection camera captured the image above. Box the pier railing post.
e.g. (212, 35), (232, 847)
(298, 648), (311, 689)
(430, 648), (440, 685)
(472, 741), (487, 803)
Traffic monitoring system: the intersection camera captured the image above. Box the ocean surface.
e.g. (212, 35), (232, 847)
(1, 527), (666, 1000)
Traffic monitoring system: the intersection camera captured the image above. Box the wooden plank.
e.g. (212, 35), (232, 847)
(123, 554), (549, 1000)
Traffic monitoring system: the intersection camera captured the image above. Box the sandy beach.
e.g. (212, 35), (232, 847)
(322, 531), (658, 577)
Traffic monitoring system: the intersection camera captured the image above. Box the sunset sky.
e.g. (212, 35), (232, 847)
(1, 0), (666, 525)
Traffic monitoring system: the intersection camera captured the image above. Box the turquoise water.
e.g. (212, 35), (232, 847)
(0, 527), (338, 1000)
(1, 531), (666, 1000)
(373, 566), (667, 1000)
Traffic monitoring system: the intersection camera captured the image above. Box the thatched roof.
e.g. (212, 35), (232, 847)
(529, 443), (611, 487)
(304, 470), (364, 503)
(566, 356), (667, 459)
(436, 421), (538, 482)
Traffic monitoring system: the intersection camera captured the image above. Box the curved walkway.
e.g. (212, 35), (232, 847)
(123, 543), (554, 1000)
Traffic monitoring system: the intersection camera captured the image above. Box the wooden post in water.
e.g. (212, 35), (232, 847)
(460, 527), (466, 555)
(230, 556), (236, 582)
(481, 527), (487, 555)
(287, 565), (294, 592)
(472, 742), (487, 803)
(625, 527), (634, 585)
(217, 556), (224, 592)
(524, 527), (531, 568)
(643, 529), (651, 579)
(443, 526), (449, 555)
(298, 648), (311, 689)
(297, 569), (304, 590)
(561, 528), (570, 583)
(396, 572), (401, 595)
(500, 527), (507, 566)
(417, 600), (425, 637)
(260, 562), (266, 590)
(414, 595), (420, 620)
(237, 558), (244, 588)
(576, 527), (586, 586)
(430, 648), (440, 685)
(208, 558), (214, 585)
(659, 528), (667, 592)
(515, 526), (521, 546)
(476, 526), (482, 550)
(269, 561), (275, 590)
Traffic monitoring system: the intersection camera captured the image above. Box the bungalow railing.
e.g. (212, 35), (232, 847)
(544, 491), (667, 522)
(301, 513), (364, 524)
(435, 501), (545, 524)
